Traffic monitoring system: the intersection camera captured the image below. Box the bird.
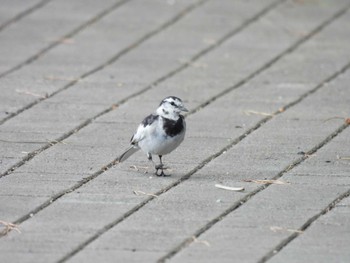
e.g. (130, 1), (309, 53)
(117, 96), (188, 176)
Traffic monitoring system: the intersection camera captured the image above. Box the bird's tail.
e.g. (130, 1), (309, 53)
(118, 146), (139, 163)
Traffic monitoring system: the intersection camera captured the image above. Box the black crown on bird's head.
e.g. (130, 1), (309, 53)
(159, 96), (188, 111)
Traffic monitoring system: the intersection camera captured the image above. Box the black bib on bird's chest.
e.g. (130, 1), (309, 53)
(162, 115), (184, 137)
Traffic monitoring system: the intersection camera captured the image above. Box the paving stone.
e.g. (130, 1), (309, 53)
(0, 0), (119, 74)
(268, 147), (350, 263)
(0, 0), (44, 27)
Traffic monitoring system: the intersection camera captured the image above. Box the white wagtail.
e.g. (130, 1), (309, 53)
(118, 96), (188, 176)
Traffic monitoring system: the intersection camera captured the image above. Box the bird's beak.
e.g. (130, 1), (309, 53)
(180, 106), (189, 112)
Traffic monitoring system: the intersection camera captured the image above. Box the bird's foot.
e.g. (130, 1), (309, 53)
(155, 164), (164, 170)
(155, 166), (169, 177)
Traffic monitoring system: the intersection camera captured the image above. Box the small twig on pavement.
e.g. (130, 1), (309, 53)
(56, 38), (75, 44)
(133, 190), (158, 198)
(243, 179), (289, 185)
(191, 236), (211, 247)
(46, 139), (67, 146)
(15, 89), (48, 99)
(129, 165), (149, 174)
(270, 226), (303, 234)
(337, 155), (350, 160)
(0, 220), (21, 237)
(244, 110), (274, 117)
(323, 116), (345, 123)
(297, 151), (316, 158)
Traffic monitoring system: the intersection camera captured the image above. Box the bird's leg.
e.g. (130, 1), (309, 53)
(147, 153), (152, 161)
(146, 153), (156, 172)
(155, 155), (168, 176)
(155, 155), (164, 169)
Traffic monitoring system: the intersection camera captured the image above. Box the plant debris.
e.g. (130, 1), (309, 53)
(337, 155), (350, 160)
(192, 236), (211, 247)
(243, 179), (289, 185)
(0, 220), (20, 237)
(57, 37), (75, 44)
(244, 110), (274, 117)
(270, 226), (303, 234)
(15, 89), (48, 99)
(215, 184), (244, 192)
(129, 165), (149, 174)
(297, 151), (316, 158)
(46, 139), (67, 146)
(323, 116), (350, 124)
(133, 190), (158, 198)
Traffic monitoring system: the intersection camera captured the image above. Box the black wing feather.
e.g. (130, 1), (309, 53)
(142, 114), (159, 127)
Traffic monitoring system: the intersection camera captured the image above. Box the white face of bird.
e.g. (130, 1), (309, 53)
(157, 96), (188, 118)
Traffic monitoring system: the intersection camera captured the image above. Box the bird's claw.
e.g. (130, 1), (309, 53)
(155, 166), (169, 177)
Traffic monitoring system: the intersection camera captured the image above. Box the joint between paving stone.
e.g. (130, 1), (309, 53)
(258, 187), (350, 263)
(0, 0), (132, 79)
(0, 0), (206, 127)
(0, 0), (53, 32)
(158, 121), (350, 262)
(2, 2), (350, 260)
(0, 0), (284, 180)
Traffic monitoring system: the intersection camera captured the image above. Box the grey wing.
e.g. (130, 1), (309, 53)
(118, 114), (158, 163)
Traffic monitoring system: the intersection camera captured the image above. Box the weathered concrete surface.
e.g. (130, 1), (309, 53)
(0, 0), (48, 28)
(0, 0), (350, 263)
(0, 0), (200, 120)
(0, 0), (121, 74)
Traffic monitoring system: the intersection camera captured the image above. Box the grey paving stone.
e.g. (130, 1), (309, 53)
(267, 146), (350, 263)
(269, 206), (350, 263)
(0, 0), (45, 27)
(0, 0), (119, 74)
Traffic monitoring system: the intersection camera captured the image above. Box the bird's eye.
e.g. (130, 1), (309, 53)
(170, 102), (175, 106)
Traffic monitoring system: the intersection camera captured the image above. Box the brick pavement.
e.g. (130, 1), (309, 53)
(0, 1), (349, 262)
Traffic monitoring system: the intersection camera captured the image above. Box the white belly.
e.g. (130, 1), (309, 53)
(138, 129), (185, 155)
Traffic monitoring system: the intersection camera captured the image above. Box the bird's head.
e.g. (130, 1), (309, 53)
(156, 96), (188, 120)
